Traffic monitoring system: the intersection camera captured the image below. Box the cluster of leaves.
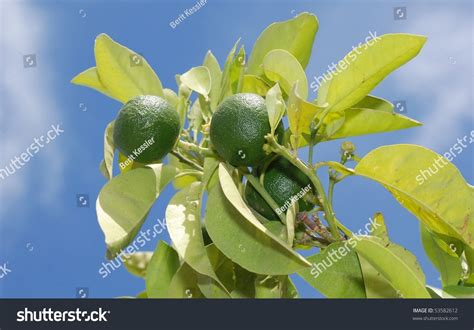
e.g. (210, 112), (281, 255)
(72, 13), (474, 298)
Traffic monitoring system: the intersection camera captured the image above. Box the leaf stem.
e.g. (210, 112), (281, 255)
(178, 140), (215, 157)
(171, 150), (203, 171)
(266, 134), (342, 240)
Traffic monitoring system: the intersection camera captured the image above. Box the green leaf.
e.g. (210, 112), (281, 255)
(96, 164), (176, 258)
(94, 34), (164, 103)
(241, 75), (271, 96)
(203, 51), (222, 111)
(205, 178), (310, 275)
(218, 39), (240, 103)
(214, 164), (310, 273)
(99, 121), (115, 180)
(247, 12), (318, 75)
(168, 263), (204, 298)
(254, 275), (294, 298)
(196, 244), (236, 298)
(443, 285), (474, 298)
(360, 239), (426, 298)
(265, 83), (285, 135)
(371, 212), (389, 244)
(231, 264), (256, 298)
(298, 242), (366, 298)
(180, 66), (211, 99)
(354, 236), (430, 298)
(146, 241), (180, 298)
(262, 50), (308, 99)
(316, 33), (426, 113)
(117, 152), (146, 174)
(421, 224), (463, 287)
(425, 286), (455, 298)
(229, 46), (246, 94)
(166, 182), (229, 296)
(355, 144), (474, 249)
(359, 255), (399, 298)
(123, 252), (153, 278)
(71, 67), (118, 101)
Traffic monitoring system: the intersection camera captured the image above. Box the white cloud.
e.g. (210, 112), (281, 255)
(0, 2), (64, 219)
(394, 6), (473, 151)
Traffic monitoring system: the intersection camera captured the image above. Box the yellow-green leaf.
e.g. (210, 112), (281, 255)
(99, 121), (115, 180)
(94, 33), (164, 103)
(204, 171), (310, 275)
(96, 164), (176, 258)
(203, 51), (222, 111)
(263, 49), (308, 99)
(354, 236), (430, 298)
(166, 182), (229, 296)
(247, 12), (318, 75)
(355, 144), (474, 248)
(316, 34), (426, 113)
(241, 75), (271, 96)
(123, 252), (153, 278)
(71, 67), (118, 101)
(180, 66), (211, 99)
(265, 83), (285, 135)
(146, 241), (180, 298)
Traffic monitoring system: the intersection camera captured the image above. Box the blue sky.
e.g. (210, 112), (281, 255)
(0, 0), (472, 298)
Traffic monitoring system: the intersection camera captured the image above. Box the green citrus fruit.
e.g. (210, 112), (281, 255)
(245, 157), (315, 220)
(113, 95), (180, 164)
(210, 93), (283, 167)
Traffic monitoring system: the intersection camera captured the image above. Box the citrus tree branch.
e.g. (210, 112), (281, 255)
(265, 134), (342, 240)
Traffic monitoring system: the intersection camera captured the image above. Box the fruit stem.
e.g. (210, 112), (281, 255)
(171, 150), (203, 171)
(178, 140), (215, 157)
(265, 134), (342, 241)
(244, 173), (287, 224)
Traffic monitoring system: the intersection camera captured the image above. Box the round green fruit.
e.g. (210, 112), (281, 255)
(113, 95), (180, 164)
(245, 157), (315, 220)
(209, 93), (283, 167)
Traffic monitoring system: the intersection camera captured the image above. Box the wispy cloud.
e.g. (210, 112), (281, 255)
(394, 5), (473, 151)
(0, 2), (64, 220)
